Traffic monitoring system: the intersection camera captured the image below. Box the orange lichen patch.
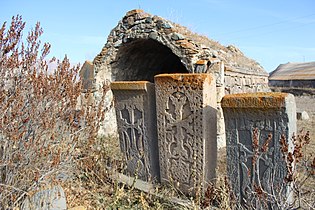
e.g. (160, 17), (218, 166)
(126, 9), (144, 17)
(154, 73), (213, 89)
(110, 81), (153, 91)
(221, 92), (289, 108)
(196, 60), (208, 65)
(175, 39), (196, 49)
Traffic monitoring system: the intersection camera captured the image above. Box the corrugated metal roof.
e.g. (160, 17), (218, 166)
(269, 62), (315, 80)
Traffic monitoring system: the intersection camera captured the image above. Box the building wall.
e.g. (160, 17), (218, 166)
(269, 80), (315, 89)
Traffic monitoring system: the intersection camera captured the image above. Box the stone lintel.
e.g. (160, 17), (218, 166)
(221, 92), (291, 109)
(111, 81), (153, 91)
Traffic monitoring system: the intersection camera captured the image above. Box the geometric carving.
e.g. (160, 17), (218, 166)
(154, 73), (217, 195)
(111, 81), (160, 181)
(222, 92), (296, 208)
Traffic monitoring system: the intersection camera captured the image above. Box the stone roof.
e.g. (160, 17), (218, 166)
(269, 62), (315, 80)
(93, 9), (268, 77)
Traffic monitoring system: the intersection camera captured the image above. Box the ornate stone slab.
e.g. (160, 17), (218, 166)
(222, 92), (296, 208)
(111, 81), (159, 181)
(154, 73), (217, 195)
(21, 185), (67, 210)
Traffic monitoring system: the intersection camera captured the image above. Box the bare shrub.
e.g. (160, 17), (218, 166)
(0, 15), (108, 209)
(286, 130), (315, 209)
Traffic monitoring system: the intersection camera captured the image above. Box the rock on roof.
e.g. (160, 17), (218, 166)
(269, 62), (315, 80)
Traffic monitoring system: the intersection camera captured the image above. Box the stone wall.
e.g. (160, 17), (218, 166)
(269, 79), (315, 89)
(225, 68), (269, 94)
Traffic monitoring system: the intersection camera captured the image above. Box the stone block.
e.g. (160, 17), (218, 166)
(21, 185), (66, 210)
(111, 81), (160, 182)
(217, 105), (226, 149)
(212, 61), (224, 87)
(222, 92), (296, 208)
(79, 61), (95, 92)
(216, 86), (225, 103)
(296, 110), (310, 120)
(154, 73), (217, 195)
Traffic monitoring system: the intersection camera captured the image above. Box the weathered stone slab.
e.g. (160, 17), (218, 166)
(297, 110), (309, 120)
(21, 185), (66, 210)
(111, 81), (160, 182)
(80, 61), (95, 92)
(154, 73), (217, 195)
(222, 92), (296, 208)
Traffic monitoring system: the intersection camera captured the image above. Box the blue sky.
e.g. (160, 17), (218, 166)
(1, 0), (315, 72)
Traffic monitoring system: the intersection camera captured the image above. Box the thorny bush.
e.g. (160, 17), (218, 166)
(0, 15), (109, 209)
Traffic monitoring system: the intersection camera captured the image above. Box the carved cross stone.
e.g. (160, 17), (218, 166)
(222, 92), (296, 209)
(155, 73), (217, 195)
(111, 81), (160, 182)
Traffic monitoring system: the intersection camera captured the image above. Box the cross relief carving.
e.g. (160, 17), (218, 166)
(165, 92), (194, 184)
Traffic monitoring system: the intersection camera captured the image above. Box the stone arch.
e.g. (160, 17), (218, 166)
(93, 9), (212, 83)
(112, 39), (188, 82)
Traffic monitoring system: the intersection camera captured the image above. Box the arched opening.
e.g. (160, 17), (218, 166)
(112, 39), (188, 82)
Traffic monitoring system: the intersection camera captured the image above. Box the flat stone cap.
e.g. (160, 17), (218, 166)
(111, 81), (153, 90)
(154, 73), (213, 88)
(221, 92), (293, 108)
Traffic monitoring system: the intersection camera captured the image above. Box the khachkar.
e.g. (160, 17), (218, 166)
(154, 73), (217, 195)
(222, 92), (296, 209)
(111, 81), (160, 182)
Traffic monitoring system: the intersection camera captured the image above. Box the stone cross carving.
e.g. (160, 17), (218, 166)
(111, 81), (160, 181)
(155, 73), (217, 195)
(222, 92), (296, 208)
